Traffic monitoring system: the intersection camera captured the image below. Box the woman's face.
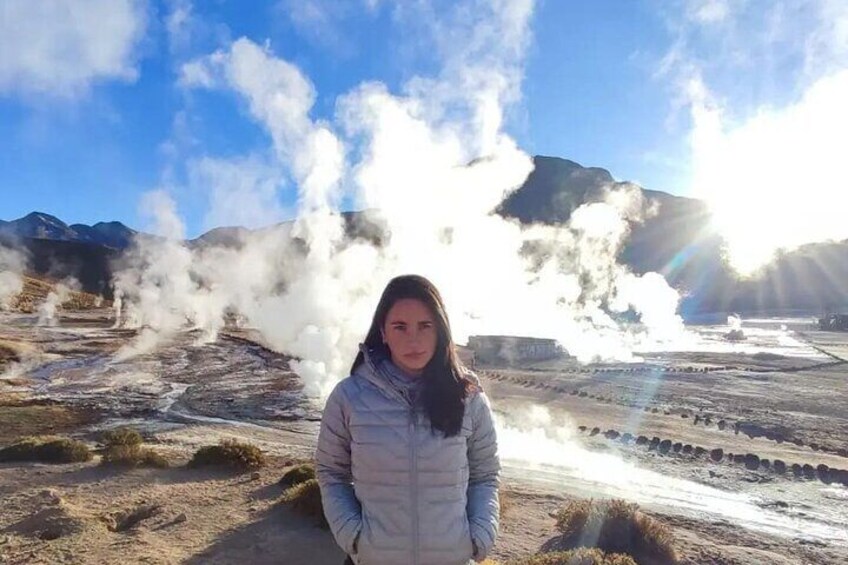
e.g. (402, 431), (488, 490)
(382, 298), (438, 376)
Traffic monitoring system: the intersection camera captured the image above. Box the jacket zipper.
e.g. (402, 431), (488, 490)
(410, 408), (419, 565)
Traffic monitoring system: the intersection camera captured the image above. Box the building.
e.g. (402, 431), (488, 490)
(466, 335), (563, 365)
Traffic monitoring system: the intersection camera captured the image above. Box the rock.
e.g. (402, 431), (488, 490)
(717, 420), (727, 431)
(710, 448), (724, 462)
(733, 454), (745, 464)
(760, 459), (771, 470)
(802, 464), (816, 480)
(620, 433), (633, 444)
(773, 460), (787, 474)
(38, 489), (62, 506)
(658, 440), (672, 454)
(816, 464), (832, 484)
(694, 447), (707, 457)
(578, 426), (587, 432)
(682, 444), (693, 455)
(672, 442), (683, 453)
(173, 513), (187, 524)
(250, 472), (261, 481)
(744, 454), (760, 470)
(791, 464), (803, 477)
(589, 427), (600, 436)
(636, 436), (648, 446)
(648, 437), (661, 450)
(604, 430), (620, 440)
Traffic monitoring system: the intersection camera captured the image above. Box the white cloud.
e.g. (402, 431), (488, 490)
(165, 0), (193, 54)
(182, 38), (345, 212)
(0, 0), (148, 98)
(687, 0), (733, 24)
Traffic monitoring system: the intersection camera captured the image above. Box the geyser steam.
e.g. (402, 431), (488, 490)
(113, 0), (685, 396)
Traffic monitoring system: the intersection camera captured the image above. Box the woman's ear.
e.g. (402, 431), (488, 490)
(380, 329), (386, 344)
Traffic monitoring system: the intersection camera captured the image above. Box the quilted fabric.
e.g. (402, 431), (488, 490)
(315, 346), (500, 565)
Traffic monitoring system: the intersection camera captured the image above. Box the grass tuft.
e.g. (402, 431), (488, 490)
(280, 478), (328, 528)
(101, 427), (143, 447)
(0, 435), (92, 464)
(506, 548), (637, 565)
(100, 444), (169, 469)
(188, 438), (265, 471)
(278, 463), (316, 489)
(553, 499), (677, 564)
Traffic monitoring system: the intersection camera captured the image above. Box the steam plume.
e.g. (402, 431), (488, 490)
(37, 280), (77, 327)
(0, 245), (26, 310)
(114, 0), (685, 395)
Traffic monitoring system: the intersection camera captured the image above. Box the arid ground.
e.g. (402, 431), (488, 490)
(1, 310), (846, 564)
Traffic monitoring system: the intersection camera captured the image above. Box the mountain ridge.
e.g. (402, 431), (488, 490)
(2, 155), (846, 315)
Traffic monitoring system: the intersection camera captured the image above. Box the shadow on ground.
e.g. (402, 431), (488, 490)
(183, 504), (345, 565)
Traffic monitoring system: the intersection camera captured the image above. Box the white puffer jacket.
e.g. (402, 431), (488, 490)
(315, 346), (500, 565)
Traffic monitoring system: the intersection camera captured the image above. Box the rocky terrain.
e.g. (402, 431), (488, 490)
(1, 309), (847, 563)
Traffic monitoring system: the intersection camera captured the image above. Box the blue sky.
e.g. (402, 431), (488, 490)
(1, 0), (845, 240)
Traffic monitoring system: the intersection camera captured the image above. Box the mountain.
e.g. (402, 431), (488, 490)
(3, 155), (847, 314)
(499, 156), (629, 224)
(0, 212), (136, 250)
(499, 155), (848, 315)
(70, 221), (138, 249)
(17, 238), (118, 299)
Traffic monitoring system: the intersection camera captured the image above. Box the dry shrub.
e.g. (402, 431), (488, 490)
(279, 463), (315, 489)
(280, 478), (328, 528)
(188, 438), (265, 471)
(101, 427), (143, 447)
(100, 444), (169, 469)
(0, 435), (92, 463)
(99, 427), (168, 468)
(507, 548), (637, 565)
(553, 499), (676, 565)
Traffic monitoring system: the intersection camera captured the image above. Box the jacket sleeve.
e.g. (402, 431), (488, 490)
(315, 380), (362, 556)
(466, 391), (500, 559)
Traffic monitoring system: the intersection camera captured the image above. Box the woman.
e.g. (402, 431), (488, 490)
(315, 274), (500, 565)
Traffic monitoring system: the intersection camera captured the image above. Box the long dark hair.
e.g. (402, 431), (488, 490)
(351, 274), (471, 437)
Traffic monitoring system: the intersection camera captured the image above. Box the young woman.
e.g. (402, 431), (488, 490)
(316, 274), (500, 565)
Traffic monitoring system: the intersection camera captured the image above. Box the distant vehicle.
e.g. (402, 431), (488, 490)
(818, 313), (848, 331)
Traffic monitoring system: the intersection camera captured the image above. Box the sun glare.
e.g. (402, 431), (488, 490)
(689, 71), (848, 277)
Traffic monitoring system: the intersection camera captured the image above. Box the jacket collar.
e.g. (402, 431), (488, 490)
(354, 343), (414, 407)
